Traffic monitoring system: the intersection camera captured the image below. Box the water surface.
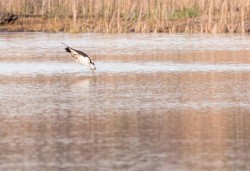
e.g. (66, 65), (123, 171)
(0, 33), (250, 171)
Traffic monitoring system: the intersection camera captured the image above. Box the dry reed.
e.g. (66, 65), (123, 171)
(0, 0), (250, 33)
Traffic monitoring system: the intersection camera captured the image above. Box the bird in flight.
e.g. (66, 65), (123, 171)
(61, 43), (96, 73)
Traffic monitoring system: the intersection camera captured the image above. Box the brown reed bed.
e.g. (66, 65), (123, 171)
(0, 0), (250, 33)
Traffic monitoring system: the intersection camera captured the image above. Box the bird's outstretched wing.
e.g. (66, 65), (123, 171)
(61, 42), (96, 72)
(74, 49), (88, 57)
(61, 42), (89, 57)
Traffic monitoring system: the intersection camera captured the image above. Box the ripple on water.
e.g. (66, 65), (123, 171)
(1, 33), (250, 57)
(1, 33), (250, 171)
(1, 61), (250, 76)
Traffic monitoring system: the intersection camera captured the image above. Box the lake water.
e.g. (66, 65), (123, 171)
(0, 32), (250, 171)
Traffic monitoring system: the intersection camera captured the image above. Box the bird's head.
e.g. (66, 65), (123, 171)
(90, 62), (96, 72)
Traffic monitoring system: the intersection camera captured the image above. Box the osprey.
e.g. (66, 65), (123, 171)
(62, 43), (96, 73)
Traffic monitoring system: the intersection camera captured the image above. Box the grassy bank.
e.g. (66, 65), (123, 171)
(0, 0), (250, 33)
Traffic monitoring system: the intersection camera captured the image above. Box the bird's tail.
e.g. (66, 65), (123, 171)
(61, 42), (71, 53)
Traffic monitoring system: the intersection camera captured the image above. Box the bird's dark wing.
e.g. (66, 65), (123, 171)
(62, 43), (88, 57)
(70, 47), (93, 63)
(61, 42), (90, 60)
(74, 49), (89, 57)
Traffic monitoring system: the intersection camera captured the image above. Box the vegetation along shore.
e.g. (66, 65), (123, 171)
(0, 0), (250, 33)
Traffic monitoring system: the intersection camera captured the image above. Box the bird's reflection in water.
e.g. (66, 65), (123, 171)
(70, 77), (91, 93)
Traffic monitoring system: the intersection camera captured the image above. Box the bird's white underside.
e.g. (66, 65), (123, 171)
(75, 55), (90, 66)
(74, 54), (96, 71)
(63, 43), (96, 72)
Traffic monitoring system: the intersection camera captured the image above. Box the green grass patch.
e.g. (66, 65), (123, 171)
(170, 8), (199, 20)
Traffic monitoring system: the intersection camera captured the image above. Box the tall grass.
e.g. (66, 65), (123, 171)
(1, 0), (249, 33)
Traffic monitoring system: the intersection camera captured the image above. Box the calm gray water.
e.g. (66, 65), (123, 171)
(0, 33), (250, 171)
(1, 32), (250, 57)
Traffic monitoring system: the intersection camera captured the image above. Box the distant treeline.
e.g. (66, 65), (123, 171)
(0, 0), (250, 33)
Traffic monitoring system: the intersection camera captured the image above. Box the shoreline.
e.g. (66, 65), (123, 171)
(1, 16), (250, 34)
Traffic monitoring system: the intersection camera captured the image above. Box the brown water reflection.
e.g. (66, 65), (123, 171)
(1, 70), (250, 171)
(0, 111), (249, 171)
(1, 32), (250, 171)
